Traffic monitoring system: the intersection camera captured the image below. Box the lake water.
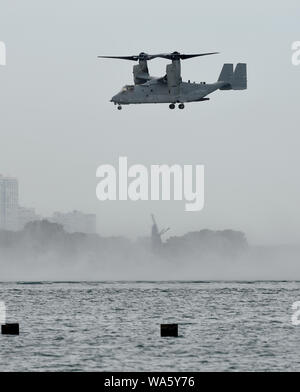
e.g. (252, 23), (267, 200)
(0, 281), (300, 372)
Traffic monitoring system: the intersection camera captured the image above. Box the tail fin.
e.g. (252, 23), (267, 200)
(218, 63), (247, 90)
(218, 64), (233, 90)
(218, 64), (233, 82)
(232, 63), (247, 90)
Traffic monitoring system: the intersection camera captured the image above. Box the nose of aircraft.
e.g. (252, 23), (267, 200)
(111, 93), (120, 103)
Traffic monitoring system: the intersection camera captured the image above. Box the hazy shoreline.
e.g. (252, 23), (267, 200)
(1, 220), (299, 281)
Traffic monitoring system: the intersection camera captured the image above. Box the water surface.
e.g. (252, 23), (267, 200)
(0, 281), (299, 371)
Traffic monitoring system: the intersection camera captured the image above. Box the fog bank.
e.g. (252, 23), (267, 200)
(1, 220), (300, 281)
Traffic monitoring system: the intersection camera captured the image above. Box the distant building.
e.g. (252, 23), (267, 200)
(0, 175), (19, 231)
(18, 206), (41, 230)
(50, 210), (97, 234)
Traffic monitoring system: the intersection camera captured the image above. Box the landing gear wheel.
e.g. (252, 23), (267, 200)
(178, 103), (185, 109)
(169, 103), (175, 110)
(117, 105), (122, 110)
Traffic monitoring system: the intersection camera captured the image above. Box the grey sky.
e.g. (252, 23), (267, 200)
(0, 0), (299, 244)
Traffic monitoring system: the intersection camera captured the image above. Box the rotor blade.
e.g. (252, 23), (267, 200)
(98, 55), (139, 61)
(180, 52), (219, 60)
(156, 52), (219, 60)
(98, 53), (160, 61)
(98, 52), (220, 62)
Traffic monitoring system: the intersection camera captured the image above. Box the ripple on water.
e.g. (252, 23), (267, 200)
(0, 281), (300, 371)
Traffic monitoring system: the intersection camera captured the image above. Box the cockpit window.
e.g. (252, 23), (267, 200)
(121, 85), (134, 93)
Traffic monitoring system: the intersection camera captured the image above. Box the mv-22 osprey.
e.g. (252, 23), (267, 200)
(98, 51), (247, 110)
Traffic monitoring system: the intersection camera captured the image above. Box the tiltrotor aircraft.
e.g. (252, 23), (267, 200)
(98, 51), (247, 110)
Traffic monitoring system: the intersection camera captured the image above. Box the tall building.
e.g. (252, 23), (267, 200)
(0, 175), (19, 231)
(51, 210), (97, 234)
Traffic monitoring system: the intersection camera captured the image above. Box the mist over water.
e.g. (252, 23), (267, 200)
(0, 220), (299, 281)
(2, 252), (300, 282)
(1, 241), (300, 282)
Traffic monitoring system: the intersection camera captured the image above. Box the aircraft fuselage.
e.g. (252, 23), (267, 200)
(111, 81), (227, 105)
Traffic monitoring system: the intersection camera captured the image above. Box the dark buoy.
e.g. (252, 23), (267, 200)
(161, 324), (178, 337)
(1, 323), (19, 335)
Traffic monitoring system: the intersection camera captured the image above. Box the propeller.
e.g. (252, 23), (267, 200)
(156, 51), (219, 60)
(98, 51), (219, 61)
(98, 52), (158, 61)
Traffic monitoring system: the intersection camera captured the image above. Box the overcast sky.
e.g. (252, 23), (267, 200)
(0, 0), (299, 244)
